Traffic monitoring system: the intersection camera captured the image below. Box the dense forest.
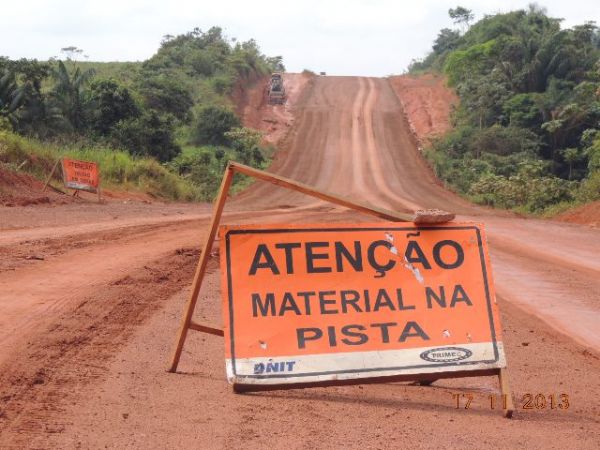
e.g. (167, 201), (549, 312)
(0, 27), (284, 199)
(410, 5), (600, 213)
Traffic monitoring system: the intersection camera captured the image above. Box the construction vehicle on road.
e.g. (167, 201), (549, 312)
(267, 73), (286, 105)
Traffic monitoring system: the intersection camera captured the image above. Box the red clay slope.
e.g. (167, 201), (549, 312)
(388, 73), (458, 147)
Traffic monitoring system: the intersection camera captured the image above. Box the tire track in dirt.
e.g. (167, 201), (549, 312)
(0, 249), (204, 445)
(350, 77), (368, 194)
(363, 77), (423, 211)
(0, 220), (210, 360)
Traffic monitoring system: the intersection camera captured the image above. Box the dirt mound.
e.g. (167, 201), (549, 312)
(555, 201), (600, 227)
(0, 165), (161, 208)
(0, 166), (69, 207)
(232, 72), (314, 145)
(388, 73), (458, 148)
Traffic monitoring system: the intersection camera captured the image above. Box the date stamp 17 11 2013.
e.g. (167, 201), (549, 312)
(452, 393), (569, 410)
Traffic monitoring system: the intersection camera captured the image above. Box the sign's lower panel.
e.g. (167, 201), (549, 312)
(227, 342), (505, 385)
(64, 182), (97, 192)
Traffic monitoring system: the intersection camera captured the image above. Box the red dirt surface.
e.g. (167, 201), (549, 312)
(388, 73), (458, 148)
(0, 167), (60, 207)
(0, 75), (599, 449)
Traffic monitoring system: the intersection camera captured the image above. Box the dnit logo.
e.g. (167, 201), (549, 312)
(253, 360), (297, 375)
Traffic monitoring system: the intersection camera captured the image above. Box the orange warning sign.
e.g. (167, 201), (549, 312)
(62, 158), (99, 192)
(220, 222), (506, 386)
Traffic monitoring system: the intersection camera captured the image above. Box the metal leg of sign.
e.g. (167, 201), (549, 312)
(498, 368), (515, 418)
(42, 160), (60, 192)
(167, 165), (234, 373)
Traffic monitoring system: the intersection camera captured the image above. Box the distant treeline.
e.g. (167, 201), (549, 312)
(0, 27), (284, 199)
(410, 5), (600, 213)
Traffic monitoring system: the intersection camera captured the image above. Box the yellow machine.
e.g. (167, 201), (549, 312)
(268, 73), (286, 105)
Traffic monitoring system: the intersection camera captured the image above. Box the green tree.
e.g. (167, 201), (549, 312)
(502, 93), (543, 128)
(138, 74), (193, 122)
(5, 59), (68, 138)
(193, 105), (240, 146)
(60, 46), (84, 61)
(0, 59), (64, 136)
(112, 111), (180, 162)
(266, 56), (285, 72)
(51, 60), (95, 131)
(433, 28), (462, 54)
(88, 79), (139, 135)
(448, 6), (474, 32)
(560, 147), (583, 180)
(0, 69), (24, 129)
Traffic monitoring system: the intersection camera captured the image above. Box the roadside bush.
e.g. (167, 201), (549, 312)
(469, 173), (576, 212)
(210, 74), (234, 95)
(193, 105), (240, 146)
(169, 146), (227, 200)
(467, 125), (540, 157)
(224, 127), (265, 166)
(137, 74), (194, 122)
(112, 111), (180, 162)
(577, 170), (600, 202)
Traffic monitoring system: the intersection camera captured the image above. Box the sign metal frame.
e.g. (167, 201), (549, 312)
(42, 158), (102, 201)
(167, 161), (514, 418)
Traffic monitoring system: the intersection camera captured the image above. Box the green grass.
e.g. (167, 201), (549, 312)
(0, 131), (201, 201)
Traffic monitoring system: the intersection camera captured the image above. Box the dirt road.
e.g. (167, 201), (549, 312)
(0, 75), (598, 449)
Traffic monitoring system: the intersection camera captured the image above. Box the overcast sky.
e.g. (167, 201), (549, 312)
(2, 0), (598, 76)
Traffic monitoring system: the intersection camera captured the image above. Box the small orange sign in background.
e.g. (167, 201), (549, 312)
(220, 222), (505, 386)
(62, 158), (99, 192)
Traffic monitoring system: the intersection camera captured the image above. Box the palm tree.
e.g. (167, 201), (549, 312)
(561, 147), (582, 180)
(51, 60), (95, 131)
(0, 69), (24, 128)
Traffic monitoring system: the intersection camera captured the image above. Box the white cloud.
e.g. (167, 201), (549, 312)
(1, 0), (598, 75)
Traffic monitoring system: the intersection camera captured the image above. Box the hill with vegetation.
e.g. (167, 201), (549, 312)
(410, 5), (600, 214)
(0, 27), (284, 201)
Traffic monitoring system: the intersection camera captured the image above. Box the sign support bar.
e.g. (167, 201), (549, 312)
(42, 159), (60, 193)
(168, 163), (234, 373)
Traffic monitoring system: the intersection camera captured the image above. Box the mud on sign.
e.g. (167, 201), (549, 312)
(220, 222), (506, 386)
